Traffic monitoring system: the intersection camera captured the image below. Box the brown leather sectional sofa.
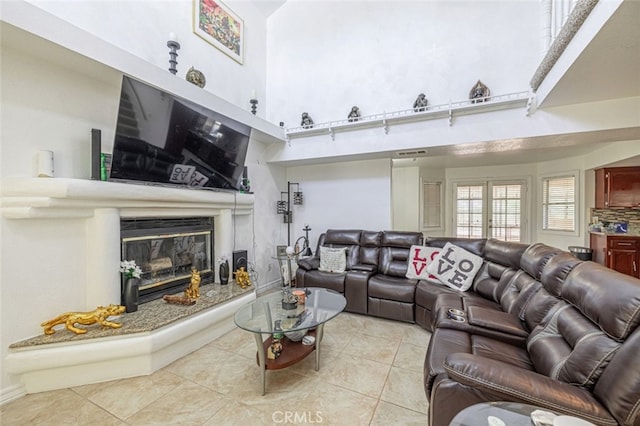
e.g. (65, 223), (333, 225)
(296, 229), (640, 426)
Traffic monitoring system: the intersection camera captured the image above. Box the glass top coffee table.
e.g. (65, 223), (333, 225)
(450, 402), (558, 426)
(234, 287), (346, 395)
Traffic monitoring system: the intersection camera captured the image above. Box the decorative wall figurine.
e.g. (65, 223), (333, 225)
(185, 67), (206, 88)
(469, 80), (490, 103)
(41, 304), (126, 335)
(348, 106), (361, 122)
(301, 112), (314, 128)
(413, 93), (428, 112)
(184, 267), (201, 299)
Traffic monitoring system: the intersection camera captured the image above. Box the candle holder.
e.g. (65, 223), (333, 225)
(167, 40), (181, 75)
(250, 98), (258, 115)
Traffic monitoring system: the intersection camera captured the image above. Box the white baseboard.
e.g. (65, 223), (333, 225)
(0, 383), (27, 406)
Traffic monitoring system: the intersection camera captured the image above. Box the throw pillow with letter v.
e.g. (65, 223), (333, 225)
(425, 242), (483, 291)
(405, 245), (442, 282)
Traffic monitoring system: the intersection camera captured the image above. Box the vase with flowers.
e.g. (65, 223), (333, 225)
(120, 260), (142, 313)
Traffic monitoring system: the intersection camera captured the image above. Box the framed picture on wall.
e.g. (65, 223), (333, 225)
(193, 0), (244, 64)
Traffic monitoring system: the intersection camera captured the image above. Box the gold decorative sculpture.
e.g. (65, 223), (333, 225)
(41, 304), (126, 335)
(235, 266), (252, 289)
(184, 267), (201, 299)
(185, 67), (206, 88)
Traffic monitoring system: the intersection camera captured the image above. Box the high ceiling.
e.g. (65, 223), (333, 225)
(252, 0), (287, 17)
(257, 1), (639, 169)
(399, 0), (640, 169)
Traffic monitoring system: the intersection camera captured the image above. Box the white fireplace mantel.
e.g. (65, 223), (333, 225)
(1, 177), (254, 219)
(1, 177), (254, 308)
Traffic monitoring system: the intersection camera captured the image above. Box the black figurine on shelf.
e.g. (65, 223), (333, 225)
(348, 106), (361, 122)
(469, 80), (490, 103)
(301, 112), (314, 128)
(413, 93), (428, 112)
(250, 99), (258, 115)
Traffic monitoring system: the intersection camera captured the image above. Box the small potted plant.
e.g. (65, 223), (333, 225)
(120, 260), (142, 313)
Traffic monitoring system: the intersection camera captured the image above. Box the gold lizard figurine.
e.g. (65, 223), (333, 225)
(41, 304), (126, 335)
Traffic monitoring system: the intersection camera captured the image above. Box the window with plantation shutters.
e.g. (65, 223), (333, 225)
(491, 183), (522, 242)
(422, 181), (442, 229)
(456, 184), (484, 238)
(542, 174), (576, 232)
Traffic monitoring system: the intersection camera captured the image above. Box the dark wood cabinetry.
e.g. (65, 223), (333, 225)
(590, 233), (640, 278)
(595, 167), (640, 208)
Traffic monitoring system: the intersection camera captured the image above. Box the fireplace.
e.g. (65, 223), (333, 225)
(121, 217), (214, 303)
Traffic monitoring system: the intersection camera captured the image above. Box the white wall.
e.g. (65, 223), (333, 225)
(267, 0), (540, 127)
(27, 0), (269, 117)
(0, 2), (284, 402)
(285, 159), (392, 250)
(392, 166), (421, 231)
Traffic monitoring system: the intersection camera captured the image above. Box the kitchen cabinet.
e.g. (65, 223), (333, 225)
(590, 233), (640, 278)
(595, 167), (640, 208)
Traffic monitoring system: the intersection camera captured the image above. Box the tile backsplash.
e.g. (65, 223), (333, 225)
(591, 208), (640, 234)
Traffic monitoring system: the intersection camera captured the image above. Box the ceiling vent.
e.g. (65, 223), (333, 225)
(396, 149), (428, 158)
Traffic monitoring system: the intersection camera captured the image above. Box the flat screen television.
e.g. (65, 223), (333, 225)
(109, 76), (250, 190)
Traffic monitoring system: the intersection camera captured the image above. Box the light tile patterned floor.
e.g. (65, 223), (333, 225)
(0, 313), (431, 425)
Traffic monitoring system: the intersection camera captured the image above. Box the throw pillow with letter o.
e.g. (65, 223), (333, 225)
(426, 242), (483, 291)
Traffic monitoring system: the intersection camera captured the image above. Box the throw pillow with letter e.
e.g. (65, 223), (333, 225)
(406, 245), (442, 282)
(426, 242), (483, 291)
(318, 246), (347, 273)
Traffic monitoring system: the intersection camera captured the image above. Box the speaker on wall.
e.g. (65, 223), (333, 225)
(90, 128), (101, 180)
(232, 250), (247, 278)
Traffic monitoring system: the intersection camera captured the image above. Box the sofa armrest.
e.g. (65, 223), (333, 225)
(351, 264), (377, 273)
(443, 353), (617, 425)
(466, 306), (529, 337)
(297, 256), (320, 271)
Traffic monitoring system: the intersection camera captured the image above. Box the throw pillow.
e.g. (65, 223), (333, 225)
(319, 246), (347, 273)
(426, 242), (483, 291)
(405, 245), (442, 282)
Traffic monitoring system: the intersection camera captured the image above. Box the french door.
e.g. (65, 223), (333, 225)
(454, 181), (526, 242)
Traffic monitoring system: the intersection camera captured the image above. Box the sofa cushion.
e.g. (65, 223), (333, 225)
(319, 246), (347, 273)
(562, 262), (640, 341)
(381, 230), (423, 248)
(520, 243), (562, 280)
(406, 245), (442, 281)
(324, 229), (362, 245)
(368, 275), (416, 303)
(527, 302), (621, 390)
(426, 237), (486, 257)
(427, 242), (483, 291)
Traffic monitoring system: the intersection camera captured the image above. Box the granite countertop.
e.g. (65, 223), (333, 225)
(10, 283), (254, 349)
(589, 231), (640, 237)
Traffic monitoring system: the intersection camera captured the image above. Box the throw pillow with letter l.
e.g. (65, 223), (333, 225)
(405, 245), (442, 282)
(319, 246), (347, 273)
(426, 242), (483, 291)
